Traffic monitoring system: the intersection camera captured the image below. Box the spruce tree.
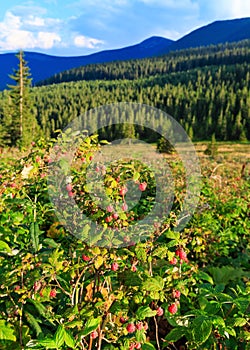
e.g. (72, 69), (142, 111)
(7, 50), (40, 147)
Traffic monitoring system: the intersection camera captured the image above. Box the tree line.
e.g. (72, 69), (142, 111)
(0, 40), (249, 147)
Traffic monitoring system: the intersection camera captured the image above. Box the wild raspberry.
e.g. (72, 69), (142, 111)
(49, 289), (57, 298)
(134, 343), (141, 349)
(66, 184), (72, 192)
(169, 257), (177, 265)
(111, 262), (119, 271)
(120, 316), (126, 324)
(172, 290), (181, 298)
(126, 323), (136, 333)
(156, 307), (164, 316)
(168, 303), (178, 314)
(90, 330), (98, 339)
(136, 322), (144, 330)
(131, 265), (137, 272)
(82, 254), (90, 261)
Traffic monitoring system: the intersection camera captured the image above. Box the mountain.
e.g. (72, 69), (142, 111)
(0, 17), (250, 90)
(0, 37), (173, 90)
(162, 17), (250, 53)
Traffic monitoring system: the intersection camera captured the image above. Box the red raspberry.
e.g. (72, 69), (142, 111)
(136, 322), (144, 330)
(135, 343), (141, 349)
(131, 265), (137, 272)
(172, 290), (181, 298)
(90, 330), (98, 339)
(126, 323), (136, 333)
(119, 187), (128, 196)
(169, 257), (177, 265)
(82, 254), (90, 261)
(138, 182), (147, 191)
(49, 289), (57, 298)
(156, 307), (164, 316)
(120, 316), (126, 324)
(66, 184), (72, 192)
(105, 216), (113, 223)
(111, 262), (119, 271)
(168, 303), (178, 314)
(68, 191), (74, 197)
(33, 281), (41, 292)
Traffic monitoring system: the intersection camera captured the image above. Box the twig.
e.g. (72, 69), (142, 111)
(154, 316), (160, 350)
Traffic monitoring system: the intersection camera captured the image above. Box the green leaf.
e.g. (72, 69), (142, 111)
(142, 342), (156, 350)
(136, 306), (157, 320)
(0, 240), (11, 253)
(0, 320), (16, 342)
(64, 329), (75, 348)
(37, 338), (58, 348)
(64, 320), (83, 328)
(25, 312), (43, 337)
(55, 325), (65, 348)
(195, 271), (214, 285)
(43, 238), (59, 248)
(165, 231), (180, 240)
(165, 327), (186, 343)
(82, 317), (101, 336)
(232, 318), (247, 327)
(29, 222), (40, 253)
(142, 276), (164, 292)
(192, 317), (212, 344)
(133, 172), (140, 181)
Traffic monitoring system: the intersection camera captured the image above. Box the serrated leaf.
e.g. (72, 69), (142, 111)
(142, 343), (156, 350)
(192, 317), (212, 344)
(232, 318), (247, 327)
(82, 317), (101, 336)
(142, 276), (164, 292)
(25, 312), (43, 337)
(30, 222), (40, 253)
(0, 240), (11, 253)
(64, 329), (75, 348)
(94, 256), (104, 269)
(55, 325), (65, 348)
(165, 327), (186, 342)
(195, 271), (214, 285)
(37, 338), (58, 348)
(133, 172), (140, 181)
(0, 320), (16, 342)
(165, 231), (180, 240)
(64, 320), (83, 328)
(136, 306), (157, 320)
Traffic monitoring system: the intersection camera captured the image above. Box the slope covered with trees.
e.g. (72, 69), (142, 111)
(0, 40), (249, 146)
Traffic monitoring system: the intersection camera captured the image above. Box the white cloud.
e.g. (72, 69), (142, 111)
(74, 35), (104, 48)
(0, 11), (61, 51)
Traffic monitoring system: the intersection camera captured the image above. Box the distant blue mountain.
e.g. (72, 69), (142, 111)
(162, 17), (250, 53)
(0, 17), (250, 90)
(0, 36), (173, 90)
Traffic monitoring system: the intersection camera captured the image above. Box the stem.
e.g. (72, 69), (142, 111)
(88, 336), (93, 350)
(154, 316), (160, 350)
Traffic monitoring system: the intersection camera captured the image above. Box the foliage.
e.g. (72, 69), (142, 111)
(0, 137), (249, 349)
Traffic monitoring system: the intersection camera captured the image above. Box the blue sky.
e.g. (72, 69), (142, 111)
(0, 0), (250, 56)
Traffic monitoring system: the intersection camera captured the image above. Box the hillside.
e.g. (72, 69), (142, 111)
(0, 37), (173, 90)
(161, 17), (250, 52)
(37, 40), (250, 86)
(0, 40), (249, 145)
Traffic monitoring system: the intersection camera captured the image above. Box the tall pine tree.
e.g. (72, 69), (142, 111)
(7, 50), (40, 147)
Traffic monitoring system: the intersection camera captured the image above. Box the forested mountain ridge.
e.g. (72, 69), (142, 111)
(1, 39), (248, 145)
(0, 17), (250, 90)
(0, 37), (173, 90)
(38, 40), (250, 86)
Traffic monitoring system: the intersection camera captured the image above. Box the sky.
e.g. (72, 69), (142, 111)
(0, 0), (250, 56)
